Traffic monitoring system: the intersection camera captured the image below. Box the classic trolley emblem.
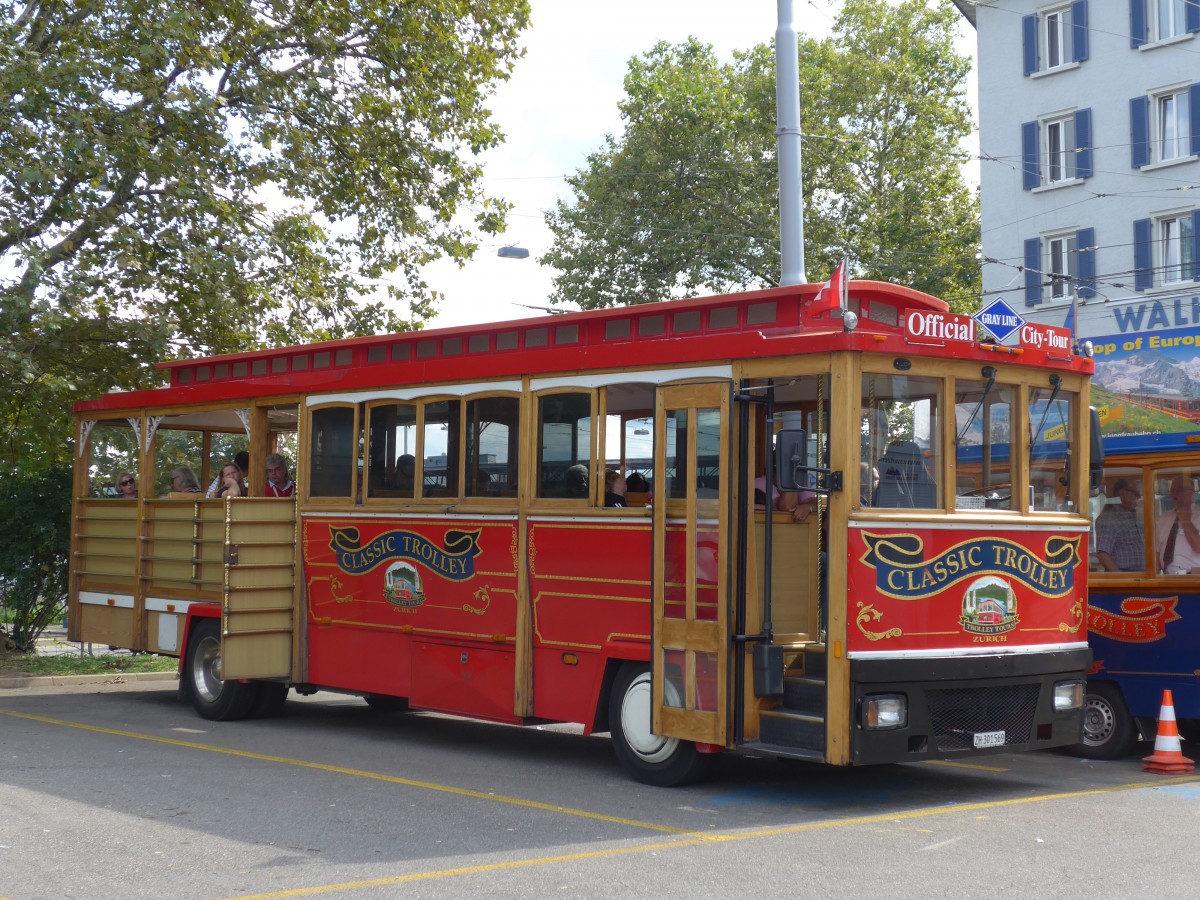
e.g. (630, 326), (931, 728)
(383, 561), (425, 608)
(859, 533), (1078, 600)
(960, 575), (1019, 635)
(328, 526), (482, 581)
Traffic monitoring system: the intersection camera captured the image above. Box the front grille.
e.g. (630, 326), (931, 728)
(926, 684), (1039, 751)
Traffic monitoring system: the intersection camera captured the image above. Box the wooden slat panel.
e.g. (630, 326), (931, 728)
(221, 498), (297, 680)
(74, 502), (139, 590)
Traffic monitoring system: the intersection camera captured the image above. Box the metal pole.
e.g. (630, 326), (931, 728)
(776, 0), (806, 285)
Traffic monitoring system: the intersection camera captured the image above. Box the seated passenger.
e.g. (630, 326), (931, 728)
(754, 472), (816, 522)
(873, 440), (936, 508)
(394, 454), (416, 495)
(116, 471), (138, 499)
(206, 450), (248, 497)
(264, 453), (295, 497)
(625, 472), (649, 493)
(1158, 475), (1200, 574)
(564, 464), (589, 498)
(604, 470), (627, 507)
(212, 460), (245, 499)
(171, 466), (202, 494)
(1095, 479), (1144, 572)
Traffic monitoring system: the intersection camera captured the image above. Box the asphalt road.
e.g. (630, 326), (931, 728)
(2, 681), (1197, 900)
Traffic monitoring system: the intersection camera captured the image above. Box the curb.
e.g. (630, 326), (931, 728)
(0, 671), (178, 691)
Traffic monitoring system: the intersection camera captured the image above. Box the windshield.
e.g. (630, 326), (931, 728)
(954, 377), (1014, 510)
(1028, 381), (1077, 513)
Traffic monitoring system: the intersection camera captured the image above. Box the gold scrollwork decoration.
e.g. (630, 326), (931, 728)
(464, 585), (491, 616)
(308, 575), (355, 605)
(856, 601), (903, 642)
(1057, 599), (1084, 634)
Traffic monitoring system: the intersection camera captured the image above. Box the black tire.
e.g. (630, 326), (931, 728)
(608, 663), (710, 787)
(364, 693), (409, 713)
(185, 619), (257, 721)
(248, 682), (289, 719)
(1071, 682), (1136, 760)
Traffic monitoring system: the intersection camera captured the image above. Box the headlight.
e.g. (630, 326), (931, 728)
(864, 694), (907, 729)
(1054, 681), (1084, 711)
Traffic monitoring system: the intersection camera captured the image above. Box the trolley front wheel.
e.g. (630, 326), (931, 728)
(608, 663), (711, 787)
(1071, 682), (1135, 760)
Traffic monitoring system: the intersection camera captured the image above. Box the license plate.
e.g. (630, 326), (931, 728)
(973, 730), (1005, 748)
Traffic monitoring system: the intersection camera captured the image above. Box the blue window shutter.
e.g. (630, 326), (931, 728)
(1192, 210), (1200, 281)
(1023, 15), (1038, 76)
(1022, 121), (1040, 190)
(1025, 238), (1044, 307)
(1076, 228), (1097, 298)
(1131, 0), (1148, 48)
(1187, 0), (1200, 34)
(1072, 2), (1090, 61)
(1134, 218), (1153, 291)
(1130, 96), (1150, 168)
(1190, 83), (1200, 157)
(1074, 108), (1093, 178)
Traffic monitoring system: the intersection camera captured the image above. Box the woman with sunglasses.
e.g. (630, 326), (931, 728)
(116, 472), (137, 499)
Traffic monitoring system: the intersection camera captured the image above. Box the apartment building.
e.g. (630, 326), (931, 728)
(957, 0), (1200, 414)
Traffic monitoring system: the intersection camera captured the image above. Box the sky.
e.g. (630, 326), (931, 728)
(417, 0), (978, 331)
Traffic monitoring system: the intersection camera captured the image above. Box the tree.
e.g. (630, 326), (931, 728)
(0, 466), (71, 653)
(1, 0), (531, 475)
(543, 0), (979, 312)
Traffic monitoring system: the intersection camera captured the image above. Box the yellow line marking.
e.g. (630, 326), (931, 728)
(4, 708), (1195, 899)
(228, 775), (1200, 900)
(0, 709), (697, 837)
(922, 759), (1010, 773)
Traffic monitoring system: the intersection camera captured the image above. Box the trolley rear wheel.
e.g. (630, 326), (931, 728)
(185, 619), (257, 721)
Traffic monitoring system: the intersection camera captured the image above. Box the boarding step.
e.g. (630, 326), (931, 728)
(786, 645), (826, 679)
(740, 741), (826, 763)
(782, 674), (826, 714)
(758, 708), (826, 753)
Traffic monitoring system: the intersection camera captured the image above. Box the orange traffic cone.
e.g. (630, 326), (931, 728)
(1142, 689), (1195, 774)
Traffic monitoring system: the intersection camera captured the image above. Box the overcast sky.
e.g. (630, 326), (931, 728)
(418, 0), (976, 330)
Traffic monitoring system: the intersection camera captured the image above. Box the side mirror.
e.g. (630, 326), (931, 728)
(775, 429), (807, 491)
(1089, 406), (1105, 492)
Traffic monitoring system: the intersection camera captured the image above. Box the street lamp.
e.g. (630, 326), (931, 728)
(497, 245), (529, 259)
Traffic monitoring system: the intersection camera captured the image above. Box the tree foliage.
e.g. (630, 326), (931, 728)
(543, 0), (979, 311)
(1, 0), (530, 474)
(0, 466), (71, 652)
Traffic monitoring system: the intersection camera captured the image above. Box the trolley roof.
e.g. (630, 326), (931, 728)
(75, 281), (1092, 413)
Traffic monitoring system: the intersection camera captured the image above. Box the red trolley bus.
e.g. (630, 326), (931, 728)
(70, 281), (1094, 784)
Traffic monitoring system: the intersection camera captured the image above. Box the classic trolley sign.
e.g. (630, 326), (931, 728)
(70, 281), (1096, 785)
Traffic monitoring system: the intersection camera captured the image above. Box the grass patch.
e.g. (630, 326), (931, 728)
(0, 651), (177, 676)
